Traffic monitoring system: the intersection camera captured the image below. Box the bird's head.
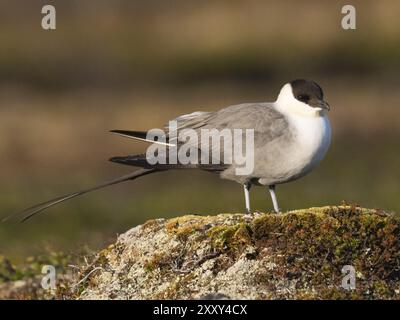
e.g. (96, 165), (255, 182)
(276, 79), (330, 117)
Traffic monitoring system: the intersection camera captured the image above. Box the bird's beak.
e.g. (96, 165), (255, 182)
(320, 100), (330, 111)
(313, 100), (330, 111)
(322, 101), (331, 111)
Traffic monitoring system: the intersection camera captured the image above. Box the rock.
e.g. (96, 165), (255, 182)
(77, 205), (400, 300)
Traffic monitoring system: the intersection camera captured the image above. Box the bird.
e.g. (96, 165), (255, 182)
(4, 79), (331, 222)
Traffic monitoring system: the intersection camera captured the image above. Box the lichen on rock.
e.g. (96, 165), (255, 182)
(77, 205), (400, 300)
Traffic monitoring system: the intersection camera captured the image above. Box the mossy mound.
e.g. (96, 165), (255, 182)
(76, 205), (400, 299)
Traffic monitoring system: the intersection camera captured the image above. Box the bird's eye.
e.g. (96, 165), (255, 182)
(297, 94), (309, 102)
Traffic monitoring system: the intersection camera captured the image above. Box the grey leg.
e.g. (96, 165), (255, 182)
(268, 185), (280, 213)
(243, 182), (252, 213)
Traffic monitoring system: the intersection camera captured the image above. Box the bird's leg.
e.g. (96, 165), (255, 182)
(243, 182), (252, 213)
(268, 185), (280, 213)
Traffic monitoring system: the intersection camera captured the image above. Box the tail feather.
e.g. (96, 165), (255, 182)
(110, 154), (151, 168)
(110, 130), (174, 146)
(110, 155), (198, 169)
(2, 168), (156, 223)
(110, 154), (228, 171)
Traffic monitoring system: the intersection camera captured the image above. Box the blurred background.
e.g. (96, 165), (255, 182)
(0, 0), (399, 260)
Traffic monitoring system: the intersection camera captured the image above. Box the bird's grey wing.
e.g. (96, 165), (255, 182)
(167, 103), (287, 140)
(171, 103), (286, 160)
(204, 103), (288, 163)
(111, 104), (287, 173)
(162, 103), (288, 167)
(205, 103), (287, 141)
(165, 111), (215, 137)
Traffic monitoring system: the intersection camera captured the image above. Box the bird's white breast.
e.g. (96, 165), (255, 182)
(286, 111), (331, 178)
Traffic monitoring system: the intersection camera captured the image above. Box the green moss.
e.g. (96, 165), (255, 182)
(0, 256), (17, 283)
(154, 206), (399, 299)
(251, 205), (400, 299)
(208, 222), (252, 252)
(165, 214), (246, 241)
(143, 252), (169, 272)
(166, 215), (211, 240)
(372, 280), (392, 298)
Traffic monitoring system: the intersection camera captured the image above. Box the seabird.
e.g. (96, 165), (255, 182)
(4, 79), (331, 222)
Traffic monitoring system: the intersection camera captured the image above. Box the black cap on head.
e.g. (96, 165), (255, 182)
(290, 79), (325, 107)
